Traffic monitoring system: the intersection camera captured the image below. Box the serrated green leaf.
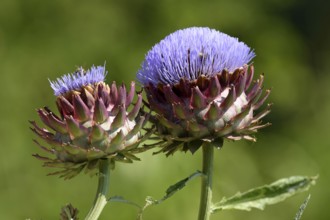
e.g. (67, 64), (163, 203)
(211, 176), (317, 213)
(294, 194), (311, 220)
(137, 171), (203, 219)
(155, 170), (203, 204)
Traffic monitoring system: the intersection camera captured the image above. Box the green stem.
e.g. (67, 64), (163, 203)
(85, 159), (111, 220)
(198, 143), (214, 220)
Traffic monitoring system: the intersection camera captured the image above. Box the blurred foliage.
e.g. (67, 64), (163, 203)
(0, 0), (329, 219)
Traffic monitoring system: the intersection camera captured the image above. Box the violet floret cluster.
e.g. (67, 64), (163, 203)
(50, 65), (107, 96)
(137, 27), (255, 86)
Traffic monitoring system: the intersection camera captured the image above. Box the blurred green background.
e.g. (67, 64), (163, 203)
(1, 0), (329, 219)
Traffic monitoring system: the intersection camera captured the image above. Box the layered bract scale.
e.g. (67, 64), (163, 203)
(31, 66), (150, 179)
(137, 27), (271, 155)
(145, 65), (271, 155)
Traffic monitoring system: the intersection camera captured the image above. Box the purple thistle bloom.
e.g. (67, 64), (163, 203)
(31, 65), (150, 179)
(50, 65), (107, 96)
(137, 27), (270, 155)
(137, 27), (255, 86)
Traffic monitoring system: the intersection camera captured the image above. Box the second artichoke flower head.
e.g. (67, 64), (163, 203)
(31, 66), (151, 179)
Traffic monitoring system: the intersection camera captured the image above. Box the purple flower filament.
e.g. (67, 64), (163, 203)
(137, 27), (255, 86)
(50, 65), (107, 96)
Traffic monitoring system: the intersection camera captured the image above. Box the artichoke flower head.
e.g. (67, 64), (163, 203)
(137, 27), (271, 155)
(31, 66), (150, 179)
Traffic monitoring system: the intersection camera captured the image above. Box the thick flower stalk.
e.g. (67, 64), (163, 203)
(31, 66), (150, 179)
(137, 27), (271, 155)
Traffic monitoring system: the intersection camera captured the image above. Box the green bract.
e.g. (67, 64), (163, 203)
(31, 80), (151, 179)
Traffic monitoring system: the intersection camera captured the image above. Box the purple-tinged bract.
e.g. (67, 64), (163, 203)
(137, 27), (271, 155)
(31, 66), (151, 179)
(50, 65), (107, 96)
(137, 27), (255, 86)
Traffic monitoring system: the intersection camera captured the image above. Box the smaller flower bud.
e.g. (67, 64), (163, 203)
(60, 204), (79, 220)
